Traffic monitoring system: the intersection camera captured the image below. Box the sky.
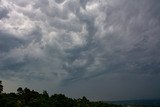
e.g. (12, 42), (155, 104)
(0, 0), (160, 101)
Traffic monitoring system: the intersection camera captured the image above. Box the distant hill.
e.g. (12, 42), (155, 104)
(109, 99), (160, 107)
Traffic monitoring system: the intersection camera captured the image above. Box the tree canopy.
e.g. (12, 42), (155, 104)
(0, 80), (3, 93)
(0, 80), (121, 107)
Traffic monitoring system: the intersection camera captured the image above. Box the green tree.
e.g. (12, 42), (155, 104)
(0, 80), (3, 93)
(43, 90), (49, 99)
(24, 87), (31, 105)
(17, 87), (23, 95)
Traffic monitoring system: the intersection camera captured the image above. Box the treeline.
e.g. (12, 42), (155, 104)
(0, 81), (121, 107)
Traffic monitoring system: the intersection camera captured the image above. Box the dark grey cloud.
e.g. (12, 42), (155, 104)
(55, 0), (65, 4)
(0, 6), (9, 19)
(0, 31), (22, 52)
(0, 0), (160, 100)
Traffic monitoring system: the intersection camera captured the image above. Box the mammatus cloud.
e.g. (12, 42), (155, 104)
(0, 0), (160, 100)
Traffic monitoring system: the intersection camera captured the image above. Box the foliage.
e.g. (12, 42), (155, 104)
(0, 81), (121, 107)
(0, 80), (3, 93)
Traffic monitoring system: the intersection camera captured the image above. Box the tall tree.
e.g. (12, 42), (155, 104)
(43, 90), (49, 99)
(0, 80), (3, 93)
(17, 87), (23, 95)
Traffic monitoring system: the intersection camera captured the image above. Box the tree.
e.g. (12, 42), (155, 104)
(24, 87), (31, 94)
(0, 80), (3, 93)
(43, 90), (49, 99)
(17, 87), (23, 95)
(24, 87), (31, 105)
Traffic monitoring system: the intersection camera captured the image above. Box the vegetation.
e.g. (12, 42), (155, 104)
(0, 80), (3, 93)
(0, 81), (121, 107)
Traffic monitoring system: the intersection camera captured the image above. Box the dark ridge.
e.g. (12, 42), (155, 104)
(109, 99), (160, 107)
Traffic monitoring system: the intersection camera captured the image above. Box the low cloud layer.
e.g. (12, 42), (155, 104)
(0, 0), (160, 100)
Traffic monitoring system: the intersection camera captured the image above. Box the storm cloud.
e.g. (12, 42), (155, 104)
(0, 0), (160, 100)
